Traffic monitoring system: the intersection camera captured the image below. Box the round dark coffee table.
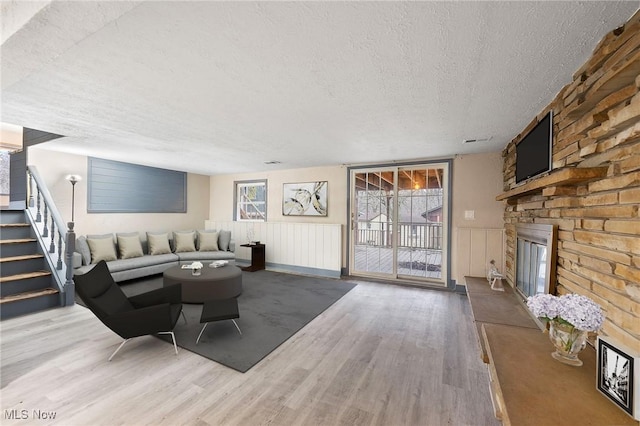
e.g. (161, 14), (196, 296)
(163, 264), (242, 303)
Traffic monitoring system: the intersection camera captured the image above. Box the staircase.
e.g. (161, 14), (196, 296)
(0, 210), (61, 319)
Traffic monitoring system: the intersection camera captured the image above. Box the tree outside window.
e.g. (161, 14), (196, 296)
(234, 180), (267, 221)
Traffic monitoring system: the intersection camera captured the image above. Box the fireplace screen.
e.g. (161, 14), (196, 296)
(515, 224), (557, 298)
(516, 239), (547, 297)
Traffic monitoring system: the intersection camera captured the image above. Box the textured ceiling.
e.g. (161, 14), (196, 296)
(1, 1), (638, 175)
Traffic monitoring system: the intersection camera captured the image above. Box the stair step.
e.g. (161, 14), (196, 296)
(0, 271), (52, 283)
(0, 223), (30, 228)
(0, 254), (44, 263)
(0, 288), (59, 304)
(0, 224), (35, 240)
(0, 211), (27, 225)
(1, 238), (38, 244)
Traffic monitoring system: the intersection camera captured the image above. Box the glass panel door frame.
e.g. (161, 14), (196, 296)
(349, 166), (398, 279)
(396, 165), (447, 282)
(347, 160), (452, 288)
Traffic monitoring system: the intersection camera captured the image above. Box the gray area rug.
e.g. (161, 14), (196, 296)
(118, 270), (357, 372)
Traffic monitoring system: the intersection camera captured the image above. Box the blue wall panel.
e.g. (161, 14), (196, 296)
(88, 158), (187, 213)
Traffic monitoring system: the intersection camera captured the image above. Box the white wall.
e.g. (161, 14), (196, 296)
(209, 165), (347, 223)
(451, 152), (506, 284)
(1, 123), (23, 150)
(456, 227), (505, 281)
(207, 220), (342, 276)
(210, 152), (505, 282)
(28, 146), (211, 236)
(210, 165), (348, 267)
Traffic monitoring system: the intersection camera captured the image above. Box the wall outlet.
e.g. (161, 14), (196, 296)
(464, 210), (475, 220)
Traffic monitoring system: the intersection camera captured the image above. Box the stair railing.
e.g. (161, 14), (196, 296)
(26, 166), (75, 306)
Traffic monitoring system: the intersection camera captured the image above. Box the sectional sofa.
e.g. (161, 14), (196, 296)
(72, 229), (235, 282)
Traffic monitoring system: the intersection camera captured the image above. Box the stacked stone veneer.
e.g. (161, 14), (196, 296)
(500, 10), (640, 352)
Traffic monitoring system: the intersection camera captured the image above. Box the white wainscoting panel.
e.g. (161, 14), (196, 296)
(206, 221), (342, 276)
(456, 227), (505, 284)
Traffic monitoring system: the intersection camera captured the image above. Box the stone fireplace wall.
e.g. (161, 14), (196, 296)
(500, 10), (640, 352)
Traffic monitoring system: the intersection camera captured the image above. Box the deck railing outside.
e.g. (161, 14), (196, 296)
(356, 222), (443, 250)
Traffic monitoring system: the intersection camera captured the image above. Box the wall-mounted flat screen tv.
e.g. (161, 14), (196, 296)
(515, 111), (553, 184)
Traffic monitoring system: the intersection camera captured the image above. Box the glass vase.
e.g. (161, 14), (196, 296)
(548, 321), (588, 366)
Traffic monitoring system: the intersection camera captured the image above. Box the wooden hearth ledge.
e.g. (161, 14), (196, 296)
(483, 324), (638, 426)
(464, 276), (638, 425)
(464, 276), (538, 363)
(496, 167), (608, 204)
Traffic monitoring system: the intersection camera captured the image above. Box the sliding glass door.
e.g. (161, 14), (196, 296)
(396, 166), (445, 281)
(349, 162), (449, 286)
(351, 168), (396, 276)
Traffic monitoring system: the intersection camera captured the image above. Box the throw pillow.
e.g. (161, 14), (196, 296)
(147, 232), (171, 255)
(87, 233), (115, 242)
(87, 235), (117, 264)
(218, 230), (231, 252)
(117, 233), (144, 259)
(173, 231), (196, 253)
(76, 236), (91, 266)
(197, 230), (219, 251)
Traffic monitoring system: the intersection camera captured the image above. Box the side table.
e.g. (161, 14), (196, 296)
(240, 243), (265, 272)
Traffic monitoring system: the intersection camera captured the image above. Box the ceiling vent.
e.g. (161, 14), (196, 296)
(463, 136), (492, 144)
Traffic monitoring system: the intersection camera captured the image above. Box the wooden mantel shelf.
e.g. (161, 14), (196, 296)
(496, 167), (608, 203)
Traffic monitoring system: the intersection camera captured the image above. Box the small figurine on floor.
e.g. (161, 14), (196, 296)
(487, 259), (505, 291)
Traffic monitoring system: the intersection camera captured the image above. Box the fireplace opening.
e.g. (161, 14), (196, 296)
(515, 224), (557, 299)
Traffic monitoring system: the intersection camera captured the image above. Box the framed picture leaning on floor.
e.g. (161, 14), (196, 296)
(597, 335), (640, 420)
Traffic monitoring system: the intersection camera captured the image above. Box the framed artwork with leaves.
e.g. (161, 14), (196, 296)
(282, 181), (327, 216)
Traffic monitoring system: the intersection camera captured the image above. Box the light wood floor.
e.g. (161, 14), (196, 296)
(0, 280), (499, 426)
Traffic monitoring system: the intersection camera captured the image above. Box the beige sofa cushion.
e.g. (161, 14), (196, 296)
(87, 235), (117, 264)
(173, 231), (196, 253)
(117, 233), (144, 259)
(197, 230), (219, 251)
(147, 232), (171, 255)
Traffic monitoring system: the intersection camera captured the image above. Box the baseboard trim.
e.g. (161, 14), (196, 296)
(264, 262), (341, 279)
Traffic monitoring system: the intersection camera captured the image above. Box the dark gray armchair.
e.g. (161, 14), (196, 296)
(74, 260), (185, 361)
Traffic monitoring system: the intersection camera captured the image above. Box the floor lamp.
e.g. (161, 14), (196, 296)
(65, 174), (82, 224)
(64, 174), (81, 306)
